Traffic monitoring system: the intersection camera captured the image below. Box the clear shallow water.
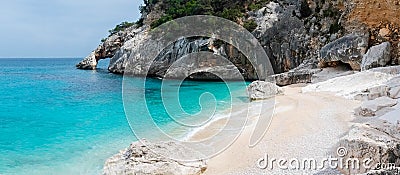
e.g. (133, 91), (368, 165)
(0, 58), (249, 175)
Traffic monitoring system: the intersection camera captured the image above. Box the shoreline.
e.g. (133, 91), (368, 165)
(103, 67), (400, 175)
(186, 85), (361, 174)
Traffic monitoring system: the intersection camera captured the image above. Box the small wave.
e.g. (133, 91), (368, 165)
(181, 104), (251, 141)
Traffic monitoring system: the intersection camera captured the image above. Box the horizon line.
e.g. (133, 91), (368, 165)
(0, 57), (85, 59)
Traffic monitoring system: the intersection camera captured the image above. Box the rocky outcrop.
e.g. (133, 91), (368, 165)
(108, 35), (260, 80)
(76, 0), (400, 82)
(76, 26), (143, 70)
(76, 52), (97, 70)
(354, 67), (400, 100)
(386, 76), (400, 99)
(250, 0), (345, 74)
(354, 96), (398, 117)
(303, 66), (400, 100)
(361, 42), (391, 71)
(247, 81), (283, 101)
(250, 2), (306, 73)
(337, 119), (400, 174)
(77, 0), (351, 79)
(348, 0), (400, 65)
(273, 68), (321, 86)
(354, 85), (392, 101)
(103, 140), (207, 175)
(319, 34), (369, 70)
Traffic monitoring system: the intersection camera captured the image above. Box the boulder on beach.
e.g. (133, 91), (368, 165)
(103, 140), (207, 175)
(361, 42), (391, 71)
(319, 34), (369, 70)
(273, 68), (321, 86)
(247, 81), (283, 101)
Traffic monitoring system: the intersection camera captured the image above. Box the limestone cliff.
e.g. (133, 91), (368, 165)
(77, 0), (400, 81)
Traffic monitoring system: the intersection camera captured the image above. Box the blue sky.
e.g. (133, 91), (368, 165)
(0, 0), (142, 58)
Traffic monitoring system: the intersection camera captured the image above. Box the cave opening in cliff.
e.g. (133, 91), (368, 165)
(323, 61), (353, 71)
(97, 58), (111, 70)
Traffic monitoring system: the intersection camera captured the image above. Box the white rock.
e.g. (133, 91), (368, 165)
(103, 140), (207, 175)
(338, 119), (400, 174)
(355, 96), (398, 117)
(389, 86), (400, 99)
(354, 85), (391, 101)
(361, 42), (391, 71)
(370, 65), (400, 74)
(247, 81), (283, 101)
(380, 105), (400, 124)
(387, 76), (400, 99)
(76, 52), (97, 70)
(303, 71), (394, 99)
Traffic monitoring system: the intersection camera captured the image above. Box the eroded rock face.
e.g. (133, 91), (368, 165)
(247, 81), (283, 101)
(361, 42), (391, 71)
(319, 34), (369, 70)
(76, 52), (97, 70)
(103, 140), (207, 175)
(108, 36), (260, 80)
(77, 0), (349, 79)
(251, 2), (308, 74)
(76, 26), (143, 70)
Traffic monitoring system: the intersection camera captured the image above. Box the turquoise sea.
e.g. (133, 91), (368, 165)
(0, 58), (248, 175)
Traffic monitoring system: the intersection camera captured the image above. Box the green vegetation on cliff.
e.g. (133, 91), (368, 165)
(101, 21), (135, 42)
(109, 21), (135, 35)
(142, 0), (270, 31)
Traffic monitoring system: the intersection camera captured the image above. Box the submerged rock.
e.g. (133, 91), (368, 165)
(361, 42), (391, 71)
(319, 34), (369, 70)
(247, 81), (283, 101)
(103, 140), (207, 175)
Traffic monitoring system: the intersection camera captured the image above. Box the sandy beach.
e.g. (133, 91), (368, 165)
(103, 67), (400, 175)
(188, 85), (361, 174)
